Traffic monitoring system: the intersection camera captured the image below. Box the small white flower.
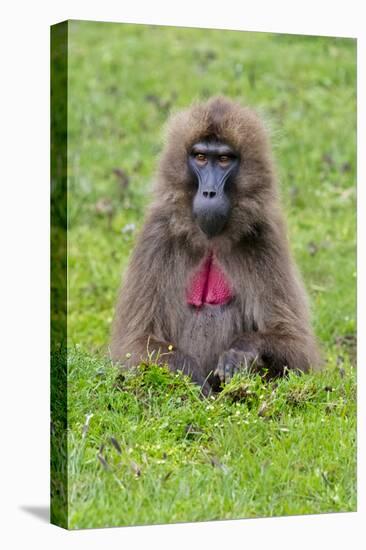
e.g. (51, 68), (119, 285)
(121, 223), (136, 234)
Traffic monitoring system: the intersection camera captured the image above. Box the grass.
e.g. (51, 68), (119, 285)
(66, 352), (356, 529)
(52, 21), (356, 528)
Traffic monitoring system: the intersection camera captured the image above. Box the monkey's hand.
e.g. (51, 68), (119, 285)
(214, 346), (264, 385)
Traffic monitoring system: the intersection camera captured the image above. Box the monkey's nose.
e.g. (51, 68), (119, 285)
(202, 191), (217, 198)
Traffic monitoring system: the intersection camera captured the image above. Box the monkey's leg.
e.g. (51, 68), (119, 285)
(120, 336), (212, 396)
(258, 332), (316, 375)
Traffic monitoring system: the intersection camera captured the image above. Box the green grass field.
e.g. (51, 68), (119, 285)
(52, 21), (356, 528)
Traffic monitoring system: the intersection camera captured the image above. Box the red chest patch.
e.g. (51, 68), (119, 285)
(186, 253), (233, 307)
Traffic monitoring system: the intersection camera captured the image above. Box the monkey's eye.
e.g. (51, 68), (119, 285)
(218, 155), (231, 166)
(194, 153), (207, 164)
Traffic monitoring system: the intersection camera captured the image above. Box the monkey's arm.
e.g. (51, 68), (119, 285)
(215, 256), (321, 384)
(215, 324), (318, 385)
(110, 214), (212, 394)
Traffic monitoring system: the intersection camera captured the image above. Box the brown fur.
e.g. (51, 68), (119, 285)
(110, 97), (321, 392)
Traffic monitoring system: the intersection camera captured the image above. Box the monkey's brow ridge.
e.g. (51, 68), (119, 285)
(191, 142), (236, 156)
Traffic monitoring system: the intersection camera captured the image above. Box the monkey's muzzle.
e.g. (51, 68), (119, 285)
(193, 193), (230, 239)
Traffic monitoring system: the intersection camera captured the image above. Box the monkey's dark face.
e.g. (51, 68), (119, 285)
(188, 140), (239, 239)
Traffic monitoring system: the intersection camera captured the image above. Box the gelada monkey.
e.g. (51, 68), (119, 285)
(111, 97), (320, 394)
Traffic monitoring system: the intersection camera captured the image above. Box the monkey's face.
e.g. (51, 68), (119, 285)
(188, 140), (239, 239)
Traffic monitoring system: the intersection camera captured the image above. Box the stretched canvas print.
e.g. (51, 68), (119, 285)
(51, 20), (357, 529)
